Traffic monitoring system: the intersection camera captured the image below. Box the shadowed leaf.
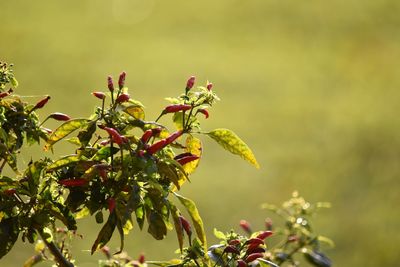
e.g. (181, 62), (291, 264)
(44, 119), (89, 151)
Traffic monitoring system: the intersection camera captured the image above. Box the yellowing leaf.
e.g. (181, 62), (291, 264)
(44, 119), (89, 151)
(124, 105), (145, 120)
(174, 193), (207, 250)
(46, 154), (81, 171)
(184, 135), (202, 175)
(207, 128), (260, 169)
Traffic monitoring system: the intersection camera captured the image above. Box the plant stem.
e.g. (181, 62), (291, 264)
(38, 229), (74, 267)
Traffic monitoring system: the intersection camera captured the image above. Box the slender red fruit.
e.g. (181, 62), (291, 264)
(186, 76), (195, 90)
(116, 93), (130, 103)
(103, 127), (124, 145)
(146, 139), (167, 155)
(34, 96), (50, 109)
(207, 82), (213, 91)
(165, 130), (183, 144)
(179, 215), (192, 236)
(177, 155), (199, 165)
(92, 91), (106, 100)
(118, 71), (126, 89)
(224, 245), (240, 255)
(245, 253), (264, 263)
(49, 112), (71, 121)
(245, 238), (264, 246)
(164, 104), (191, 113)
(151, 127), (162, 136)
(246, 246), (265, 255)
(59, 178), (87, 187)
(256, 231), (273, 240)
(174, 152), (194, 161)
(108, 198), (116, 213)
(141, 129), (153, 144)
(0, 92), (9, 99)
(4, 188), (16, 196)
(236, 260), (248, 267)
(198, 108), (209, 119)
(240, 220), (252, 234)
(107, 76), (114, 92)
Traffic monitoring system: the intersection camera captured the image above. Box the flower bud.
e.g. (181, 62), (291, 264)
(118, 71), (126, 89)
(186, 76), (195, 90)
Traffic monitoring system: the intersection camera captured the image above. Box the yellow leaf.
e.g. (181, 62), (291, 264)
(123, 105), (145, 120)
(207, 128), (260, 169)
(183, 135), (202, 175)
(44, 119), (89, 151)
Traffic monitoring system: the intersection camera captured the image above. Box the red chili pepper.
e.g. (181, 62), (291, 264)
(179, 215), (192, 236)
(229, 239), (241, 246)
(186, 76), (195, 90)
(256, 231), (273, 240)
(103, 127), (124, 145)
(198, 108), (209, 119)
(246, 246), (265, 255)
(236, 259), (248, 267)
(108, 198), (116, 213)
(245, 253), (264, 263)
(137, 150), (145, 157)
(118, 71), (126, 89)
(174, 152), (194, 161)
(164, 104), (191, 113)
(0, 92), (9, 99)
(151, 127), (162, 136)
(49, 112), (71, 121)
(146, 139), (167, 155)
(59, 178), (87, 187)
(240, 220), (252, 234)
(141, 129), (153, 144)
(4, 188), (16, 196)
(224, 245), (240, 255)
(207, 82), (213, 91)
(165, 130), (183, 144)
(34, 96), (51, 109)
(138, 253), (145, 264)
(176, 155), (199, 165)
(92, 91), (106, 100)
(116, 93), (130, 103)
(245, 238), (264, 246)
(107, 76), (114, 92)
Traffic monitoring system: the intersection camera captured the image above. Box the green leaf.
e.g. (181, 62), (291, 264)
(172, 112), (199, 131)
(147, 211), (167, 240)
(158, 160), (181, 190)
(91, 213), (117, 254)
(91, 146), (119, 161)
(207, 128), (260, 169)
(46, 154), (81, 171)
(0, 218), (19, 259)
(170, 204), (184, 252)
(77, 120), (97, 147)
(44, 119), (89, 151)
(174, 193), (207, 250)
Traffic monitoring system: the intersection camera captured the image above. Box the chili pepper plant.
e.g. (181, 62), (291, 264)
(0, 62), (332, 267)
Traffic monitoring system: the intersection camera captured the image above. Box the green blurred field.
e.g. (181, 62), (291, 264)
(1, 0), (400, 266)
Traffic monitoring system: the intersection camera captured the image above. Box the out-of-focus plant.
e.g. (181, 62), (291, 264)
(0, 62), (261, 267)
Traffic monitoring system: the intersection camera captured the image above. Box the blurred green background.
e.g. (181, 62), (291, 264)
(1, 0), (399, 266)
